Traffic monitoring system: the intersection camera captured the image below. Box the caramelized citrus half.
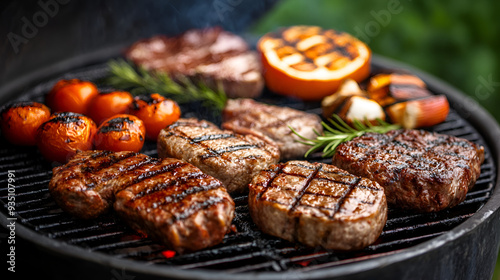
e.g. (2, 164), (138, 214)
(258, 26), (371, 100)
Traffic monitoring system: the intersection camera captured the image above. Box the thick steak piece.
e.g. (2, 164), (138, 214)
(248, 161), (387, 250)
(114, 157), (234, 254)
(157, 118), (280, 193)
(222, 98), (323, 159)
(332, 129), (485, 212)
(125, 27), (264, 98)
(49, 150), (155, 219)
(49, 150), (235, 253)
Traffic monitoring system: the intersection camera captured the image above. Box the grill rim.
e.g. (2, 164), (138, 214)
(1, 54), (499, 280)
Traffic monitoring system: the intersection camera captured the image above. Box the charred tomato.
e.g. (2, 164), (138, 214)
(129, 93), (181, 140)
(0, 101), (51, 146)
(36, 112), (97, 163)
(94, 114), (145, 152)
(46, 79), (99, 114)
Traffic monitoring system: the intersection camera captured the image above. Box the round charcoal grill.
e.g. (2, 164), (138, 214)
(0, 54), (499, 280)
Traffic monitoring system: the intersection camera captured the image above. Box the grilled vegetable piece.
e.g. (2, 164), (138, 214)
(367, 73), (449, 128)
(94, 114), (146, 152)
(87, 91), (134, 125)
(46, 79), (99, 115)
(321, 79), (385, 125)
(129, 93), (181, 141)
(258, 25), (371, 100)
(249, 161), (387, 250)
(222, 98), (323, 160)
(114, 157), (235, 254)
(157, 118), (280, 193)
(36, 112), (96, 163)
(0, 101), (51, 146)
(332, 129), (485, 212)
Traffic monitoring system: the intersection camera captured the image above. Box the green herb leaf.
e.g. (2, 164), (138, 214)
(105, 59), (227, 112)
(291, 115), (401, 158)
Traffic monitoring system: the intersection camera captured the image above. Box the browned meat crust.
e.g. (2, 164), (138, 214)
(48, 150), (153, 219)
(157, 118), (280, 193)
(222, 98), (323, 159)
(114, 157), (234, 254)
(49, 150), (235, 253)
(248, 161), (387, 250)
(125, 27), (264, 98)
(332, 129), (485, 212)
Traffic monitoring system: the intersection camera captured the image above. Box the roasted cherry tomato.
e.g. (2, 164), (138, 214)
(46, 79), (99, 114)
(87, 91), (134, 124)
(0, 101), (51, 146)
(94, 114), (145, 152)
(36, 112), (96, 163)
(129, 93), (181, 140)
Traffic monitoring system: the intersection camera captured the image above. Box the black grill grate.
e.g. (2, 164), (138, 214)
(0, 62), (496, 275)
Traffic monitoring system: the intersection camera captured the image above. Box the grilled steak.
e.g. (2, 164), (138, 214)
(222, 98), (323, 159)
(49, 150), (235, 253)
(114, 157), (234, 254)
(49, 150), (154, 219)
(248, 161), (387, 250)
(126, 27), (264, 98)
(332, 129), (485, 212)
(157, 118), (280, 193)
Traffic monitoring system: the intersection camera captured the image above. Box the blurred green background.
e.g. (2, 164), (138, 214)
(251, 0), (500, 122)
(250, 0), (500, 278)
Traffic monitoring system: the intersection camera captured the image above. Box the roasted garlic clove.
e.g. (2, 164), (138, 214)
(340, 96), (386, 125)
(322, 79), (385, 124)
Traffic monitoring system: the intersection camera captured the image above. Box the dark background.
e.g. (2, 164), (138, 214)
(1, 0), (499, 279)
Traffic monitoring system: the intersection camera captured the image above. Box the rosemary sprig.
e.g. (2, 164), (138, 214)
(291, 115), (401, 158)
(105, 59), (227, 111)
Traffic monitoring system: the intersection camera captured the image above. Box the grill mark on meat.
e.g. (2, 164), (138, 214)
(199, 144), (259, 159)
(81, 151), (137, 174)
(256, 164), (284, 201)
(169, 196), (225, 225)
(99, 155), (157, 182)
(190, 133), (236, 143)
(62, 150), (114, 171)
(124, 161), (189, 190)
(331, 177), (360, 218)
(132, 170), (207, 201)
(167, 123), (262, 162)
(288, 164), (322, 214)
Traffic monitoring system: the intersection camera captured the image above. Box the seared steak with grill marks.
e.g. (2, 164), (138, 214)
(49, 150), (235, 253)
(248, 161), (387, 250)
(157, 118), (280, 193)
(126, 27), (264, 98)
(49, 150), (154, 219)
(114, 157), (234, 254)
(222, 98), (323, 159)
(332, 129), (485, 212)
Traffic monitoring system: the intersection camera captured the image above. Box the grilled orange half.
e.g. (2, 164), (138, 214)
(258, 26), (371, 100)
